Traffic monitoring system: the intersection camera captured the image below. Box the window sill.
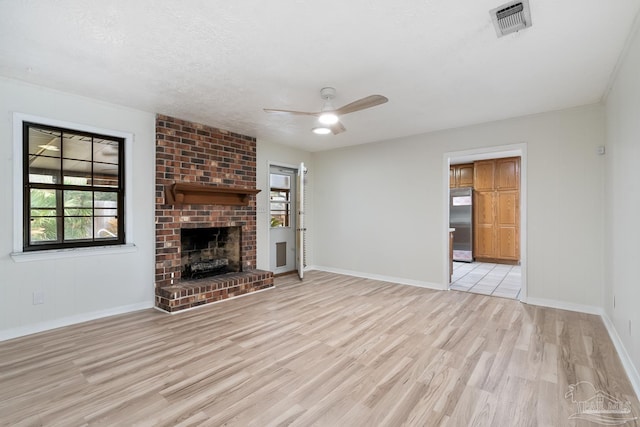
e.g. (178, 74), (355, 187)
(11, 243), (138, 263)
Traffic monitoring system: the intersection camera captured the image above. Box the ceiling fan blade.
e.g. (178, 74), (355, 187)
(330, 121), (346, 135)
(263, 108), (318, 116)
(335, 95), (388, 115)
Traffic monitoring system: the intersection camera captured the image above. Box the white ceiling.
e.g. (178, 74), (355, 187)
(1, 1), (639, 152)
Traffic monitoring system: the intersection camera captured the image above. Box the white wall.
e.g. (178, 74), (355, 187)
(256, 139), (314, 271)
(313, 104), (605, 306)
(605, 22), (640, 388)
(0, 78), (156, 340)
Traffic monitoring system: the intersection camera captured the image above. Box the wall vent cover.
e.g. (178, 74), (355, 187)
(490, 0), (532, 37)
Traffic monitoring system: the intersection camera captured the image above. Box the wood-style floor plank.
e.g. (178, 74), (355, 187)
(0, 271), (638, 426)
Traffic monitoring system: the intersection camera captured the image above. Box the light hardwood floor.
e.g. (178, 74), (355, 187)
(0, 271), (638, 426)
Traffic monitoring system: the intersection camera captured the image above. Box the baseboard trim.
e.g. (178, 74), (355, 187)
(524, 297), (604, 315)
(601, 313), (640, 399)
(0, 300), (155, 342)
(309, 265), (446, 291)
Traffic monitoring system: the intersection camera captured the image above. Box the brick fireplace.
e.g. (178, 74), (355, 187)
(155, 114), (273, 312)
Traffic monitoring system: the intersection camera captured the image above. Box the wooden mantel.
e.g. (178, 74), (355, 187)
(165, 182), (261, 206)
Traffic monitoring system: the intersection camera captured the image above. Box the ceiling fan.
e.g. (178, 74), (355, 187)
(264, 87), (388, 135)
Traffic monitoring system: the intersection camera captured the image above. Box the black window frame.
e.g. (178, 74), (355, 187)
(23, 121), (125, 251)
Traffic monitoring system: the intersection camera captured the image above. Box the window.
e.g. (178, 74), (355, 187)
(23, 122), (125, 251)
(270, 173), (291, 228)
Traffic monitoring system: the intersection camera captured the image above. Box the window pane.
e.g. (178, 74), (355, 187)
(64, 217), (93, 240)
(64, 190), (92, 207)
(28, 127), (61, 156)
(271, 201), (289, 211)
(63, 133), (92, 161)
(63, 159), (92, 185)
(94, 163), (119, 187)
(270, 212), (290, 227)
(95, 191), (117, 203)
(29, 156), (61, 183)
(29, 173), (57, 184)
(94, 139), (119, 164)
(95, 217), (118, 239)
(270, 173), (290, 189)
(270, 190), (290, 201)
(30, 188), (57, 208)
(30, 217), (59, 243)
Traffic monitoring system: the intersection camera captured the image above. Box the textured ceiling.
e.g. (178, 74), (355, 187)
(1, 1), (639, 152)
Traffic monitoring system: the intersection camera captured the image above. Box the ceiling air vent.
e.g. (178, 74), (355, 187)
(490, 0), (532, 37)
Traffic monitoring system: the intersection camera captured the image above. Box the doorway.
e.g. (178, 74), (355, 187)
(445, 144), (527, 301)
(269, 165), (297, 274)
(450, 261), (522, 299)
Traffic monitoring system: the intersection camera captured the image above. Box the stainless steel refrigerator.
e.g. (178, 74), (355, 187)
(449, 187), (473, 262)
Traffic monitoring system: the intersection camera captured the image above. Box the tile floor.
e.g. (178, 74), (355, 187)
(450, 261), (521, 300)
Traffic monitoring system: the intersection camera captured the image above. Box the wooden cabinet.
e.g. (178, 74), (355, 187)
(458, 164), (474, 187)
(473, 160), (495, 191)
(496, 190), (519, 259)
(474, 191), (495, 258)
(450, 163), (474, 188)
(496, 157), (519, 190)
(473, 157), (520, 263)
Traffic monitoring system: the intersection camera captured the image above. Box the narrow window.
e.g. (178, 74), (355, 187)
(23, 122), (125, 250)
(269, 173), (291, 228)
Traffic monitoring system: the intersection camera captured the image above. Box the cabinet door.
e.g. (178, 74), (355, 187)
(449, 167), (456, 188)
(475, 226), (495, 259)
(457, 164), (474, 187)
(474, 160), (495, 191)
(496, 157), (520, 190)
(474, 191), (495, 258)
(496, 191), (519, 260)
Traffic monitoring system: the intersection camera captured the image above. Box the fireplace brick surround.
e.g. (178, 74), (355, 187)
(155, 114), (273, 312)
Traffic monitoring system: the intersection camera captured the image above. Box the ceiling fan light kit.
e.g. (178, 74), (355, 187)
(318, 112), (339, 125)
(312, 127), (331, 135)
(264, 87), (388, 136)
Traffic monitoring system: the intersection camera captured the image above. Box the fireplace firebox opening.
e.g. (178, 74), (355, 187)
(181, 227), (241, 279)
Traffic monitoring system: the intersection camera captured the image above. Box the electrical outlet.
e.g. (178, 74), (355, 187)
(32, 291), (44, 305)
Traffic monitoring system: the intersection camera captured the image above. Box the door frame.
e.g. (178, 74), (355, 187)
(267, 161), (300, 274)
(442, 143), (528, 302)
